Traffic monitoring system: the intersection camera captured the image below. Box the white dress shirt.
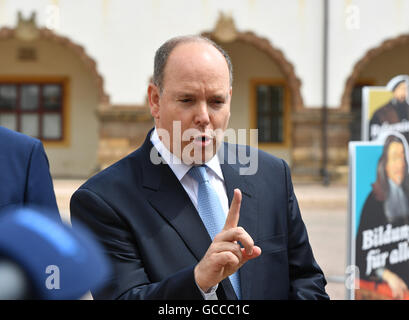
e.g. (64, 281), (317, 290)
(150, 127), (229, 299)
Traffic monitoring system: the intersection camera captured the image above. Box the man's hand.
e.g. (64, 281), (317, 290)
(194, 189), (262, 292)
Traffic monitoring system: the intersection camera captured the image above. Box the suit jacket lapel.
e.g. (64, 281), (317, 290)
(140, 137), (212, 262)
(144, 159), (239, 300)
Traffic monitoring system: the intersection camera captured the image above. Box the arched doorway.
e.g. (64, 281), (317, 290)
(0, 23), (108, 177)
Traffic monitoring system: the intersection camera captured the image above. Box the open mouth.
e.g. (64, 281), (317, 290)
(194, 134), (213, 146)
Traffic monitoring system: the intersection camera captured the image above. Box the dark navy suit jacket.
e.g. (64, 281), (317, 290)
(70, 130), (329, 300)
(0, 126), (58, 214)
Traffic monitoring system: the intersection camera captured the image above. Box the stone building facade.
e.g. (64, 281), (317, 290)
(0, 1), (408, 182)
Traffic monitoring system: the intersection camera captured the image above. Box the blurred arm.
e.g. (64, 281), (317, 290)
(25, 140), (59, 215)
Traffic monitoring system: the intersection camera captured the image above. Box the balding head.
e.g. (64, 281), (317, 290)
(153, 35), (233, 93)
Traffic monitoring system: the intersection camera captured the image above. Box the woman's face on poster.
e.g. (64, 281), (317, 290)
(386, 141), (406, 185)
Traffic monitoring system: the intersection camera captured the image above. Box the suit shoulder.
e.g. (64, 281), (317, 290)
(240, 143), (286, 165)
(256, 148), (289, 179)
(0, 126), (38, 143)
(0, 126), (40, 150)
(257, 146), (285, 163)
(223, 143), (287, 176)
(77, 147), (143, 193)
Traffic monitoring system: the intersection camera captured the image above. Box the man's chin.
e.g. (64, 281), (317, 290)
(180, 144), (218, 165)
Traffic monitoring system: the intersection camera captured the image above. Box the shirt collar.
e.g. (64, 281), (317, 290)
(150, 127), (224, 182)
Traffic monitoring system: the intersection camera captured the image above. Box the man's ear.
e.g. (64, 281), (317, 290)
(148, 83), (160, 119)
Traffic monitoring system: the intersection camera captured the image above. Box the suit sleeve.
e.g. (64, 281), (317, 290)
(70, 188), (204, 300)
(25, 140), (59, 216)
(283, 160), (329, 300)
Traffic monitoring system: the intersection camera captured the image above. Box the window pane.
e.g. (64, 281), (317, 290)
(42, 113), (61, 139)
(256, 84), (284, 143)
(271, 117), (283, 142)
(257, 85), (270, 113)
(0, 114), (17, 131)
(0, 85), (17, 110)
(21, 114), (39, 137)
(42, 84), (62, 110)
(270, 87), (283, 113)
(21, 84), (39, 110)
(258, 116), (271, 142)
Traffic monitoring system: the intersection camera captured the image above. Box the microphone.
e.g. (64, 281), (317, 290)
(0, 206), (111, 299)
(0, 258), (33, 299)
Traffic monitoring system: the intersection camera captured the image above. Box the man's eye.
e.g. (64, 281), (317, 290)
(211, 100), (224, 106)
(179, 99), (192, 103)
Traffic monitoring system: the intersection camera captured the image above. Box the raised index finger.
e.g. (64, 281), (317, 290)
(223, 188), (242, 230)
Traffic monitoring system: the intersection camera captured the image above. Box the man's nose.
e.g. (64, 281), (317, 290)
(194, 102), (210, 126)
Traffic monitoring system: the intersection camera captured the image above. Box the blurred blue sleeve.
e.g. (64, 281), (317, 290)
(25, 140), (59, 216)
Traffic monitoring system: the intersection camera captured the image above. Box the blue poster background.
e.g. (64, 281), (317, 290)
(354, 145), (383, 235)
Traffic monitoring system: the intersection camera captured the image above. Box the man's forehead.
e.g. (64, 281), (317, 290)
(394, 81), (407, 91)
(170, 40), (221, 58)
(172, 89), (230, 98)
(166, 41), (228, 73)
(168, 82), (230, 96)
(161, 46), (229, 89)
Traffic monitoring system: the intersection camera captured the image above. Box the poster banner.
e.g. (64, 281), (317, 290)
(348, 75), (409, 299)
(362, 75), (409, 141)
(349, 131), (409, 300)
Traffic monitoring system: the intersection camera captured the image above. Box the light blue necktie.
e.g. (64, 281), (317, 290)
(188, 165), (242, 299)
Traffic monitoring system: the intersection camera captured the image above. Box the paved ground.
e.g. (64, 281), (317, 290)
(54, 179), (349, 300)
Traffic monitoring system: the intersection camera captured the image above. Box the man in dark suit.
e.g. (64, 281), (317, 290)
(70, 35), (329, 300)
(0, 126), (58, 214)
